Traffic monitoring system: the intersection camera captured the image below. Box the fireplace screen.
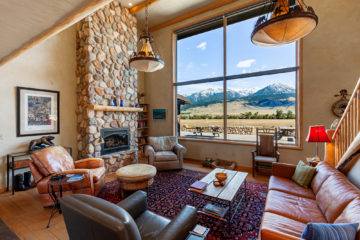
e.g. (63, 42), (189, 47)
(101, 127), (130, 155)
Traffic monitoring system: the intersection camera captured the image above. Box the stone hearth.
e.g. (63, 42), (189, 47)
(75, 0), (138, 172)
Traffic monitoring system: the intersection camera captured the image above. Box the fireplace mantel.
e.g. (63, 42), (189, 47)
(88, 105), (143, 112)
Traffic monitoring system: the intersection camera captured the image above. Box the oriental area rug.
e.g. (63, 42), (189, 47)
(97, 169), (268, 240)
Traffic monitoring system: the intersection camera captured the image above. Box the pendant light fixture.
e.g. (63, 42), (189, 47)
(251, 0), (318, 47)
(130, 0), (164, 72)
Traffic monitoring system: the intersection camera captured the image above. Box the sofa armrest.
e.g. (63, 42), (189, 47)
(144, 145), (156, 164)
(156, 205), (197, 240)
(272, 162), (296, 179)
(74, 158), (104, 169)
(117, 191), (147, 220)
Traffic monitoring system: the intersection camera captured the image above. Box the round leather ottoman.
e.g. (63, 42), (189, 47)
(116, 164), (157, 198)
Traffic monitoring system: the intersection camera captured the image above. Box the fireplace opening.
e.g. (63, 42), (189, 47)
(101, 127), (130, 155)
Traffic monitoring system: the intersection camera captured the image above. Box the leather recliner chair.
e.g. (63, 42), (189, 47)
(145, 136), (186, 170)
(60, 191), (197, 240)
(29, 146), (106, 207)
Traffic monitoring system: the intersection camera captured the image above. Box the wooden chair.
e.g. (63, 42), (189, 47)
(252, 128), (280, 177)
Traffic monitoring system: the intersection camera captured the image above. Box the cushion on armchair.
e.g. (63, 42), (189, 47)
(30, 146), (75, 176)
(155, 151), (178, 161)
(148, 136), (177, 152)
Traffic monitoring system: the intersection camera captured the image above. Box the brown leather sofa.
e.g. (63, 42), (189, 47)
(29, 146), (106, 207)
(259, 161), (360, 240)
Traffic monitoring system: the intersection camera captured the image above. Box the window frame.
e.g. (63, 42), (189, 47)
(171, 4), (303, 150)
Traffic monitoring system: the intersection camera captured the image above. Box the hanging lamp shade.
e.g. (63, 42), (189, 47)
(129, 0), (164, 72)
(251, 0), (318, 47)
(130, 32), (164, 72)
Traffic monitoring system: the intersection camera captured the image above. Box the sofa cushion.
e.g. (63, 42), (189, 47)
(31, 146), (75, 177)
(265, 190), (326, 223)
(254, 156), (277, 163)
(311, 161), (339, 195)
(301, 223), (359, 240)
(90, 167), (105, 182)
(335, 198), (360, 240)
(316, 174), (360, 223)
(292, 161), (317, 188)
(148, 136), (177, 152)
(260, 212), (306, 240)
(155, 151), (177, 162)
(269, 176), (315, 199)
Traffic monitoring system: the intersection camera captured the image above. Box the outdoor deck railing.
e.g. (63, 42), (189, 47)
(333, 78), (360, 167)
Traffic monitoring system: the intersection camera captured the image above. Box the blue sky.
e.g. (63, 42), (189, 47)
(177, 17), (297, 96)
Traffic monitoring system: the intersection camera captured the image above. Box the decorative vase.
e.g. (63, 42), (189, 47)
(110, 98), (116, 106)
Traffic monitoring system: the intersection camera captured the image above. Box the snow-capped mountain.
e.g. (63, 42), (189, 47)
(251, 83), (295, 97)
(181, 83), (295, 108)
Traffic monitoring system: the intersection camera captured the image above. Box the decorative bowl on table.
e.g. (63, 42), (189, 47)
(213, 173), (227, 187)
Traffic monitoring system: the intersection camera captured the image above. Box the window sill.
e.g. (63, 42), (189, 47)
(178, 137), (303, 150)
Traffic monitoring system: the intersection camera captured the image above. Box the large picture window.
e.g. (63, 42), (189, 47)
(174, 5), (300, 146)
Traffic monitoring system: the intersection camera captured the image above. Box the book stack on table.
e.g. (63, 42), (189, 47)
(186, 224), (210, 240)
(189, 181), (208, 193)
(66, 174), (84, 182)
(201, 203), (228, 219)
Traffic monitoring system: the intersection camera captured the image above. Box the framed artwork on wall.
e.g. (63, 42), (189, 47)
(16, 87), (60, 137)
(153, 109), (166, 120)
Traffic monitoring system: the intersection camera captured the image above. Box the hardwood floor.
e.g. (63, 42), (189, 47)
(0, 160), (269, 240)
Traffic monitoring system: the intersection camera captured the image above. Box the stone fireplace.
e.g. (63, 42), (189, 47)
(101, 127), (130, 155)
(75, 1), (138, 172)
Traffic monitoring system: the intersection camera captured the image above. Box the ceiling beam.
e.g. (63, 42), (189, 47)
(129, 0), (161, 14)
(0, 0), (112, 67)
(149, 0), (250, 32)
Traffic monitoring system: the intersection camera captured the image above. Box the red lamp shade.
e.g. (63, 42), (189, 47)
(306, 126), (330, 142)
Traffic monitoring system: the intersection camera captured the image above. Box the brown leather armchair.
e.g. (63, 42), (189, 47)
(29, 146), (105, 207)
(145, 136), (186, 170)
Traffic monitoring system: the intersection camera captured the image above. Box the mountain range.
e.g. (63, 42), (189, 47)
(182, 82), (295, 109)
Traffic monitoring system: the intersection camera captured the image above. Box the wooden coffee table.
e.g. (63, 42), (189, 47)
(190, 168), (248, 222)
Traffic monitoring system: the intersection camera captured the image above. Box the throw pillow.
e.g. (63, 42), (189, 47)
(291, 160), (317, 188)
(301, 223), (359, 240)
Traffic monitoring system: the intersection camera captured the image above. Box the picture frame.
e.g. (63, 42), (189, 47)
(16, 87), (60, 137)
(153, 109), (166, 120)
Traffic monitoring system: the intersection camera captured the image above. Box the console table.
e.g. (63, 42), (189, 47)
(6, 146), (72, 195)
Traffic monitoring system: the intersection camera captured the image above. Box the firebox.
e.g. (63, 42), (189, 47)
(100, 127), (130, 155)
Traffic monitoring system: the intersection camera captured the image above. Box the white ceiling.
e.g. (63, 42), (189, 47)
(0, 0), (222, 65)
(0, 0), (96, 64)
(121, 0), (220, 30)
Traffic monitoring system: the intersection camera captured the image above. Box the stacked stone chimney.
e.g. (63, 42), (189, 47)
(75, 1), (138, 172)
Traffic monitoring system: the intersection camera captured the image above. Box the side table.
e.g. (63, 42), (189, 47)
(306, 157), (320, 167)
(47, 175), (84, 228)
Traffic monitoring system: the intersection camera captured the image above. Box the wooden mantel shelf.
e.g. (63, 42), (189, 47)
(88, 105), (143, 112)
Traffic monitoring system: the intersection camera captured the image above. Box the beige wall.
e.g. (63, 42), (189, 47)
(144, 0), (360, 167)
(0, 25), (77, 189)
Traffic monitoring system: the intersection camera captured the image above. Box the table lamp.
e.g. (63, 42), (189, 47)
(306, 126), (330, 161)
